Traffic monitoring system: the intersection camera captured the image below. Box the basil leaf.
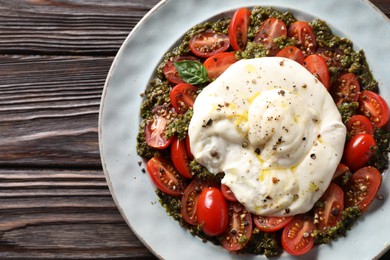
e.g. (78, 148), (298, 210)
(174, 60), (209, 85)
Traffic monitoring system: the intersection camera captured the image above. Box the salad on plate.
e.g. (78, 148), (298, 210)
(136, 6), (389, 257)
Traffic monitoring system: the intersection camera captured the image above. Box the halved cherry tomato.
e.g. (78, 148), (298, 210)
(181, 178), (217, 225)
(146, 156), (187, 196)
(144, 114), (173, 149)
(170, 83), (197, 114)
(342, 133), (377, 172)
(281, 215), (315, 256)
(346, 115), (374, 137)
(332, 163), (350, 180)
(196, 187), (229, 236)
(171, 137), (192, 178)
(316, 47), (344, 70)
(304, 54), (331, 90)
(163, 56), (199, 84)
(228, 8), (251, 51)
(288, 21), (316, 55)
(253, 215), (293, 232)
(359, 90), (390, 128)
(189, 31), (230, 58)
(219, 202), (252, 251)
(203, 52), (237, 80)
(220, 184), (237, 202)
(254, 18), (287, 56)
(185, 135), (194, 160)
(331, 73), (360, 106)
(313, 183), (344, 232)
(345, 166), (382, 212)
(276, 45), (305, 65)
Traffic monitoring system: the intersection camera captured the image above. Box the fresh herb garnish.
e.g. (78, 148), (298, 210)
(174, 60), (209, 85)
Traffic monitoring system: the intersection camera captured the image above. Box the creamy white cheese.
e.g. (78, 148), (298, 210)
(188, 57), (346, 216)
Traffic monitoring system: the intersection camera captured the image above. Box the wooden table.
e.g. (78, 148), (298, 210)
(0, 0), (389, 259)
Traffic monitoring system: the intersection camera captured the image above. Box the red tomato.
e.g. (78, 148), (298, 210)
(304, 54), (331, 90)
(313, 183), (344, 232)
(281, 215), (315, 256)
(203, 52), (237, 80)
(144, 114), (173, 149)
(146, 156), (187, 196)
(316, 47), (343, 69)
(219, 202), (252, 251)
(181, 178), (217, 225)
(220, 184), (237, 202)
(276, 45), (305, 65)
(189, 31), (230, 58)
(163, 56), (199, 84)
(185, 135), (194, 160)
(288, 21), (316, 55)
(345, 166), (382, 212)
(254, 18), (287, 56)
(170, 83), (197, 114)
(253, 215), (293, 232)
(331, 73), (360, 106)
(346, 115), (374, 137)
(342, 133), (377, 172)
(196, 187), (229, 236)
(332, 163), (350, 180)
(359, 90), (390, 128)
(171, 137), (192, 178)
(228, 8), (251, 51)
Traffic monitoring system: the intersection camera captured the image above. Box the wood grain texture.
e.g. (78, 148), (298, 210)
(0, 0), (389, 259)
(0, 0), (160, 55)
(0, 55), (110, 167)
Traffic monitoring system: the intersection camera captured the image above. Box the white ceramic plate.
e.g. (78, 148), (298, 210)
(99, 0), (390, 259)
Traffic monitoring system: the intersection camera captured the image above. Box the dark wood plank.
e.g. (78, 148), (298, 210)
(0, 168), (155, 259)
(0, 0), (160, 55)
(0, 55), (111, 167)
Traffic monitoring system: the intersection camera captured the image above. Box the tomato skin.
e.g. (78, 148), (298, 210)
(276, 45), (305, 65)
(185, 135), (194, 160)
(228, 8), (251, 51)
(345, 166), (382, 212)
(254, 18), (287, 56)
(181, 178), (217, 225)
(359, 90), (390, 128)
(332, 163), (351, 180)
(304, 54), (331, 89)
(331, 73), (360, 106)
(288, 21), (316, 55)
(219, 202), (252, 251)
(253, 215), (293, 232)
(170, 83), (197, 114)
(171, 137), (192, 178)
(342, 133), (377, 172)
(163, 56), (199, 84)
(196, 187), (229, 236)
(220, 184), (237, 202)
(313, 183), (344, 232)
(189, 31), (230, 58)
(144, 114), (173, 149)
(346, 115), (374, 137)
(203, 52), (237, 80)
(146, 156), (187, 196)
(281, 215), (315, 256)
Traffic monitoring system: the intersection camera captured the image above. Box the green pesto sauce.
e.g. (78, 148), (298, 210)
(369, 128), (390, 172)
(310, 19), (378, 92)
(166, 109), (193, 140)
(240, 228), (281, 257)
(136, 6), (389, 257)
(313, 206), (361, 244)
